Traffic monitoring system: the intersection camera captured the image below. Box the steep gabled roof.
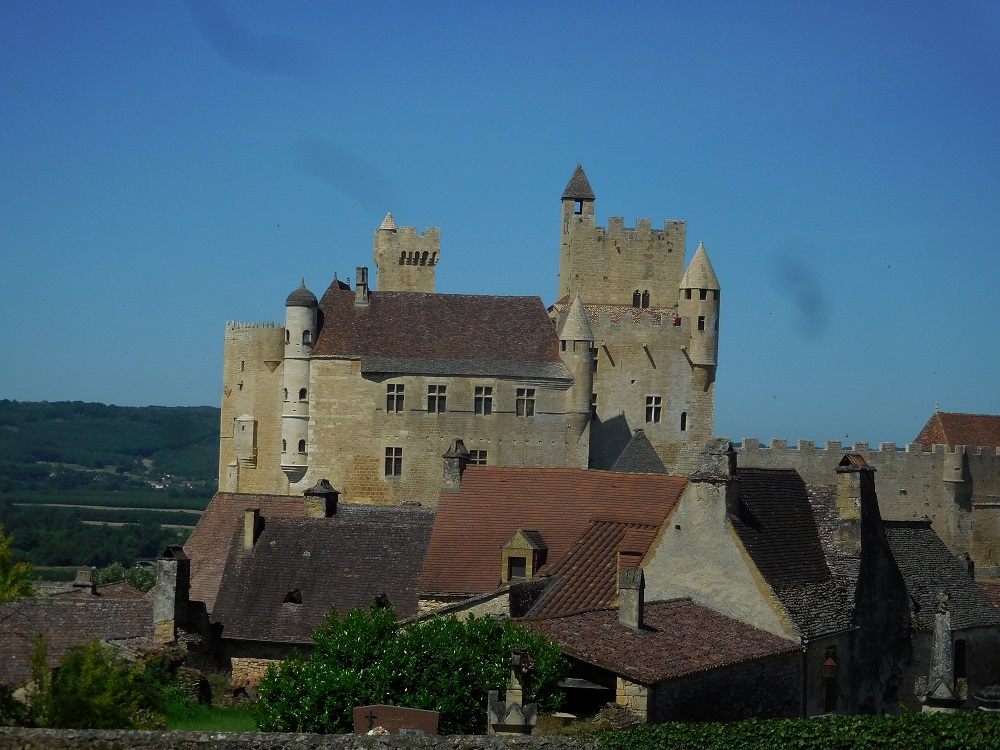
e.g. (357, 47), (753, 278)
(523, 599), (799, 685)
(883, 520), (1000, 631)
(731, 468), (831, 587)
(312, 288), (570, 380)
(611, 429), (668, 475)
(212, 505), (435, 643)
(185, 493), (306, 613)
(562, 164), (595, 201)
(914, 412), (1000, 450)
(418, 467), (686, 597)
(0, 597), (152, 687)
(528, 520), (663, 618)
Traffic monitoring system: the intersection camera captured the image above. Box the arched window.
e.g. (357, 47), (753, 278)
(680, 412), (688, 431)
(298, 388), (307, 401)
(281, 439), (287, 452)
(283, 388), (288, 401)
(285, 330), (290, 344)
(398, 250), (406, 265)
(632, 290), (641, 307)
(302, 330), (311, 345)
(420, 251), (428, 266)
(641, 290), (650, 308)
(430, 252), (437, 265)
(298, 439), (306, 453)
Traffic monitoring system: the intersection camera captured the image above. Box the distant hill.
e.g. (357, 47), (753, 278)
(0, 400), (220, 482)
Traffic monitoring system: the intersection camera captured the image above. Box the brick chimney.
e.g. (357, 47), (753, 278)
(617, 551), (644, 631)
(244, 507), (262, 551)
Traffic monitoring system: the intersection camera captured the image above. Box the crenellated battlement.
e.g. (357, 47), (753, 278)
(735, 438), (999, 457)
(226, 321), (281, 330)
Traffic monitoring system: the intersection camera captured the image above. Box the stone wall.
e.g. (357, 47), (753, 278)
(0, 729), (598, 750)
(230, 657), (281, 685)
(219, 323), (288, 495)
(615, 678), (647, 720)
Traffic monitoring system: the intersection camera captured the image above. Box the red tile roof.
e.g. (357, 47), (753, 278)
(523, 599), (799, 684)
(184, 493), (305, 612)
(312, 287), (561, 363)
(528, 521), (662, 618)
(418, 467), (686, 597)
(914, 412), (1000, 450)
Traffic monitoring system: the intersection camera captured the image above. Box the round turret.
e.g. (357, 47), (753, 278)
(286, 280), (318, 308)
(281, 279), (318, 486)
(678, 242), (720, 367)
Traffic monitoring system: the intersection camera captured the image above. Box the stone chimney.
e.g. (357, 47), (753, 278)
(690, 438), (739, 519)
(72, 568), (97, 595)
(442, 438), (470, 488)
(834, 454), (867, 554)
(355, 266), (369, 306)
(152, 546), (190, 644)
(617, 551), (644, 631)
(244, 507), (262, 551)
(304, 478), (340, 518)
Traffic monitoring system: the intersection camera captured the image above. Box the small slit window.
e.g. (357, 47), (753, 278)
(632, 290), (641, 307)
(641, 290), (650, 308)
(680, 411), (687, 431)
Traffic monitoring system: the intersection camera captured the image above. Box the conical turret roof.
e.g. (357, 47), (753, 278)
(679, 242), (720, 290)
(562, 163), (595, 201)
(379, 212), (397, 231)
(286, 279), (318, 307)
(559, 295), (594, 342)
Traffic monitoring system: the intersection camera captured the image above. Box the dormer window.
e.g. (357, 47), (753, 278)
(501, 529), (547, 584)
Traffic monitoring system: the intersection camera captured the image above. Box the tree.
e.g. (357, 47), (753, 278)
(92, 561), (156, 592)
(0, 522), (33, 602)
(255, 605), (567, 734)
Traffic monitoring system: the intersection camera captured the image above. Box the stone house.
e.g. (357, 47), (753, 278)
(218, 165), (722, 504)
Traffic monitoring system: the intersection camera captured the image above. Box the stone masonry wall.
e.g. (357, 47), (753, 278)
(735, 439), (1000, 575)
(230, 657), (281, 685)
(219, 323), (288, 495)
(302, 359), (588, 507)
(0, 729), (599, 750)
(615, 678), (648, 721)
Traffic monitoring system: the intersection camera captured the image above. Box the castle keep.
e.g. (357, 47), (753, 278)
(218, 165), (721, 504)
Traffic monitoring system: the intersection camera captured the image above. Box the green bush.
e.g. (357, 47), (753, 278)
(92, 561), (156, 592)
(597, 712), (1000, 750)
(255, 605), (567, 734)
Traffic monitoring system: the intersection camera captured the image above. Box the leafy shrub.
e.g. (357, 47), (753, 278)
(597, 712), (1000, 750)
(93, 561), (156, 592)
(0, 521), (33, 603)
(255, 605), (567, 735)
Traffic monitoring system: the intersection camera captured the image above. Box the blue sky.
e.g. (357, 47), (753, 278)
(2, 1), (998, 447)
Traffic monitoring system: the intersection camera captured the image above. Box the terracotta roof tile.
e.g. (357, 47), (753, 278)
(914, 412), (1000, 451)
(418, 467), (686, 597)
(184, 493), (305, 613)
(0, 598), (152, 687)
(523, 599), (799, 684)
(212, 505), (435, 643)
(312, 288), (563, 374)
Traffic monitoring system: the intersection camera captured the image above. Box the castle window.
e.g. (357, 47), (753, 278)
(427, 384), (447, 413)
(641, 290), (650, 308)
(298, 388), (307, 401)
(241, 360), (245, 371)
(955, 639), (967, 680)
(283, 388), (289, 401)
(430, 252), (437, 265)
(398, 251), (405, 265)
(591, 393), (598, 421)
(645, 396), (662, 424)
(285, 330), (290, 343)
(592, 347), (598, 372)
(386, 383), (404, 413)
(680, 411), (687, 431)
(516, 388), (536, 417)
(297, 439), (306, 453)
(560, 340), (566, 352)
(282, 439), (287, 452)
(713, 290), (719, 301)
(384, 447), (402, 477)
(699, 289), (707, 300)
(302, 330), (311, 345)
(574, 200), (582, 215)
(469, 450), (488, 466)
(685, 289), (692, 300)
(632, 290), (641, 307)
(698, 316), (706, 331)
(420, 251), (428, 266)
(475, 386), (493, 415)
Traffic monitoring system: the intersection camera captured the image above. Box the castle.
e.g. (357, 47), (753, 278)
(218, 165), (720, 504)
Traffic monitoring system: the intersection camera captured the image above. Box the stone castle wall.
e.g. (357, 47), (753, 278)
(219, 323), (289, 495)
(735, 439), (1000, 575)
(302, 360), (589, 506)
(375, 225), (440, 293)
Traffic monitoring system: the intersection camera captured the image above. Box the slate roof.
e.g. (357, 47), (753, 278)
(418, 467), (686, 597)
(312, 288), (570, 381)
(882, 520), (1000, 631)
(212, 505), (434, 643)
(979, 580), (1000, 609)
(185, 493), (306, 613)
(0, 597), (152, 687)
(914, 412), (1000, 450)
(731, 468), (831, 586)
(562, 164), (595, 201)
(611, 429), (668, 475)
(523, 599), (799, 685)
(527, 520), (663, 618)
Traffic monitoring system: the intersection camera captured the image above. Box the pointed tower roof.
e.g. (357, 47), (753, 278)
(562, 163), (595, 201)
(559, 295), (594, 342)
(379, 212), (397, 231)
(679, 241), (720, 290)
